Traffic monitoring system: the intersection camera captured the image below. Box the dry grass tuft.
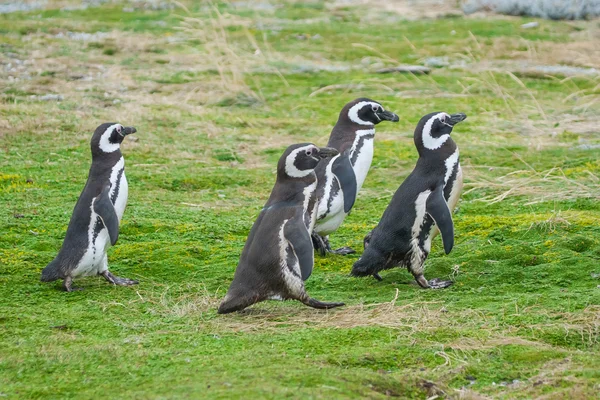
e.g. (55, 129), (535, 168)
(175, 0), (289, 105)
(466, 166), (600, 204)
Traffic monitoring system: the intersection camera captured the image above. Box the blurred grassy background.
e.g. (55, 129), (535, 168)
(1, 1), (599, 398)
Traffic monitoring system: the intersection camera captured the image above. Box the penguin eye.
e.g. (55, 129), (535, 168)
(371, 105), (378, 112)
(116, 125), (122, 134)
(305, 148), (313, 156)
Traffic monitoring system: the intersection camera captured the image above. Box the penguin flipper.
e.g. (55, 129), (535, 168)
(332, 151), (357, 214)
(93, 185), (119, 246)
(284, 218), (314, 281)
(426, 186), (454, 254)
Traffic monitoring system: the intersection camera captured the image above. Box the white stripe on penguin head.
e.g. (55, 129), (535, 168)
(422, 113), (450, 150)
(347, 101), (382, 126)
(285, 145), (317, 178)
(99, 124), (123, 153)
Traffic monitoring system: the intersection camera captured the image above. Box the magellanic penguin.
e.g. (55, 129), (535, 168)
(41, 123), (139, 292)
(218, 143), (345, 314)
(312, 98), (399, 256)
(351, 112), (467, 289)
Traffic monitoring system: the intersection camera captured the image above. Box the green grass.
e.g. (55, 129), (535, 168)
(1, 0), (600, 399)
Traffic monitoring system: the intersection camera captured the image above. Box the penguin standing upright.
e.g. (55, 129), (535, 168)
(41, 123), (139, 291)
(312, 98), (399, 255)
(218, 143), (345, 314)
(351, 112), (466, 288)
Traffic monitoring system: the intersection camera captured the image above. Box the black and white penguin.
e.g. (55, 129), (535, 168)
(312, 98), (399, 255)
(218, 143), (345, 314)
(351, 112), (466, 288)
(41, 123), (139, 292)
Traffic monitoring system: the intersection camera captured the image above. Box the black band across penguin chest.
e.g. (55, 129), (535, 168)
(350, 131), (375, 166)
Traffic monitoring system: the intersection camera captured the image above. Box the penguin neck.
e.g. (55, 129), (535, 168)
(266, 174), (317, 209)
(90, 150), (124, 175)
(415, 135), (457, 159)
(327, 120), (375, 153)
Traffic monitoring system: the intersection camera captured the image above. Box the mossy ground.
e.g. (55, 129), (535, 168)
(1, 1), (599, 399)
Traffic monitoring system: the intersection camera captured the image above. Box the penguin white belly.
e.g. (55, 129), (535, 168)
(71, 214), (111, 278)
(408, 190), (432, 275)
(110, 158), (128, 221)
(430, 164), (463, 242)
(278, 220), (304, 297)
(447, 166), (463, 212)
(315, 192), (346, 235)
(352, 137), (374, 193)
(113, 173), (128, 221)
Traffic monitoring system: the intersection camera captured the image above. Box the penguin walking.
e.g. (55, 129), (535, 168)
(41, 123), (139, 291)
(312, 98), (399, 256)
(351, 112), (466, 288)
(218, 143), (345, 314)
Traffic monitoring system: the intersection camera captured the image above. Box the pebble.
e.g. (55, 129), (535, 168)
(521, 22), (539, 29)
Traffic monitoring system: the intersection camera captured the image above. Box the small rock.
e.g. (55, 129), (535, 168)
(465, 375), (476, 381)
(112, 99), (121, 104)
(311, 33), (322, 40)
(450, 30), (456, 35)
(521, 22), (539, 29)
(295, 34), (307, 40)
(13, 213), (24, 219)
(424, 57), (449, 68)
(39, 94), (63, 101)
(123, 7), (134, 12)
(591, 272), (600, 279)
(375, 65), (431, 75)
(26, 178), (33, 184)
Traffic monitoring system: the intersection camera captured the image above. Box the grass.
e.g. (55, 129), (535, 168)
(1, 0), (600, 398)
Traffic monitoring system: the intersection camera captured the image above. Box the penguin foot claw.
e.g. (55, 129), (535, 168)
(331, 247), (356, 255)
(101, 271), (139, 286)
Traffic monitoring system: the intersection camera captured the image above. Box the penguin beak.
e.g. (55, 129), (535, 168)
(448, 113), (467, 126)
(376, 110), (400, 122)
(122, 126), (137, 135)
(317, 147), (339, 159)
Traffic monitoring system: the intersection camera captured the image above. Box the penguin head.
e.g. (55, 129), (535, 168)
(341, 98), (399, 126)
(91, 122), (137, 156)
(278, 143), (339, 179)
(414, 112), (466, 154)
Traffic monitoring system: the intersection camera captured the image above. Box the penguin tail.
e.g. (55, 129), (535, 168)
(40, 259), (62, 282)
(301, 296), (344, 310)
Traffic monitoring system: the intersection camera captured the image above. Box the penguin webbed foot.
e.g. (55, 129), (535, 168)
(311, 233), (328, 257)
(302, 296), (345, 310)
(373, 273), (383, 281)
(100, 271), (139, 286)
(62, 276), (83, 292)
(330, 246), (356, 255)
(415, 275), (453, 289)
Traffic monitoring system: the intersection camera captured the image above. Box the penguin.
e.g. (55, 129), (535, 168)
(41, 123), (139, 292)
(312, 98), (399, 256)
(351, 112), (467, 288)
(218, 143), (345, 314)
